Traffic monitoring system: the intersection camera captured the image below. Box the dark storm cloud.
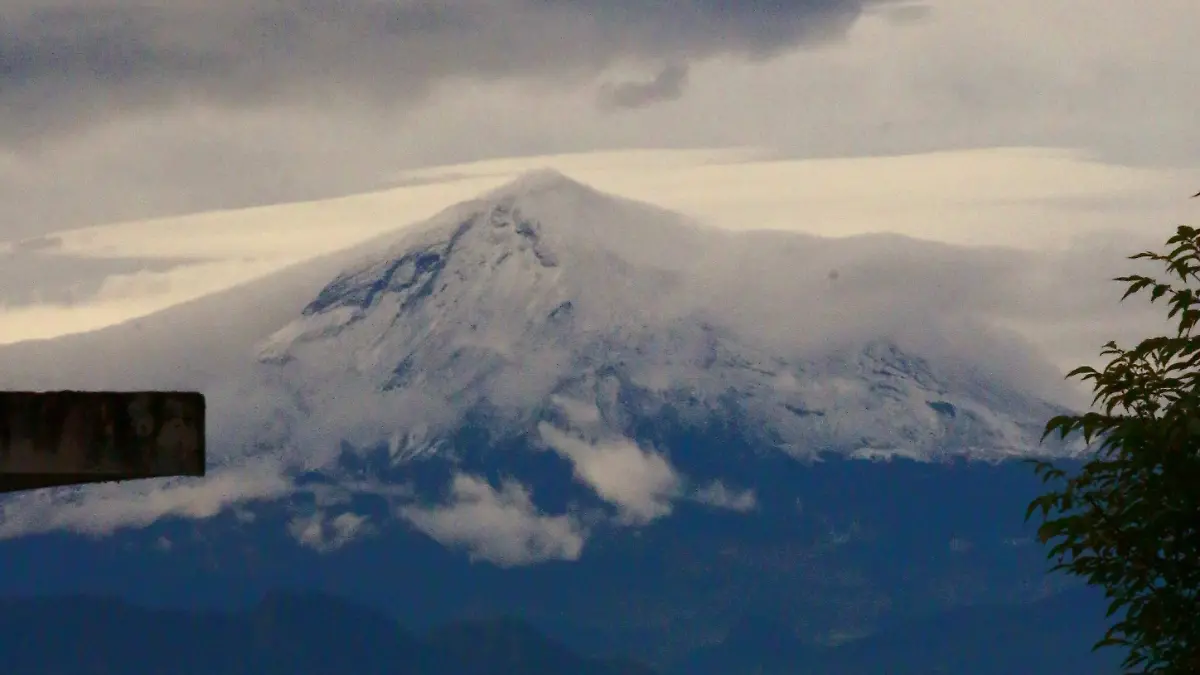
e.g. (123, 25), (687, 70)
(0, 0), (911, 145)
(598, 63), (690, 111)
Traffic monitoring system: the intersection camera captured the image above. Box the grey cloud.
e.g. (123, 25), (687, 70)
(287, 510), (374, 552)
(537, 423), (682, 525)
(598, 63), (689, 111)
(874, 3), (931, 25)
(8, 236), (62, 253)
(0, 0), (907, 145)
(398, 473), (587, 566)
(0, 111), (400, 238)
(692, 481), (758, 513)
(0, 251), (201, 307)
(0, 458), (296, 540)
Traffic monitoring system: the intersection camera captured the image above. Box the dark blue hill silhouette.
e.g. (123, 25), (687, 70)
(0, 453), (1090, 666)
(0, 592), (651, 675)
(0, 592), (430, 675)
(671, 585), (1124, 675)
(0, 587), (1122, 675)
(424, 616), (656, 675)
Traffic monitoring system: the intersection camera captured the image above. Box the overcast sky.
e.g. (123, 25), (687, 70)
(1, 0), (1196, 238)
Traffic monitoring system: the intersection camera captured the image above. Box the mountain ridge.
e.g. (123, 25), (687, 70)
(0, 588), (1119, 675)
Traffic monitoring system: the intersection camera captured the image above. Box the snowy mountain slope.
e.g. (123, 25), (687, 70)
(0, 168), (1087, 546)
(0, 224), (437, 391)
(256, 168), (1080, 471)
(0, 169), (1085, 545)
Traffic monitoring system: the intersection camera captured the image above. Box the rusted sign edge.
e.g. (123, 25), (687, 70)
(0, 391), (206, 493)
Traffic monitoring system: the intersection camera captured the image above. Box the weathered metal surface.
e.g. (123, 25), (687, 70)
(0, 391), (205, 493)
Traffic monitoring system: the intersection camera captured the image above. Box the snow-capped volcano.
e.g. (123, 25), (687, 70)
(257, 168), (712, 379)
(0, 170), (1096, 664)
(253, 168), (1077, 466)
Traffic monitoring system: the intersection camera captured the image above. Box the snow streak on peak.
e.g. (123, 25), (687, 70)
(305, 165), (717, 294)
(256, 170), (711, 401)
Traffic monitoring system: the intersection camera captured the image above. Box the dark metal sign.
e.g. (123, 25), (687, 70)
(0, 391), (205, 493)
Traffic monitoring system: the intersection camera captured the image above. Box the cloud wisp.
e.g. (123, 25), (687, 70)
(288, 510), (375, 553)
(692, 481), (759, 512)
(392, 420), (761, 564)
(538, 422), (683, 525)
(598, 63), (690, 111)
(398, 474), (587, 566)
(0, 457), (295, 540)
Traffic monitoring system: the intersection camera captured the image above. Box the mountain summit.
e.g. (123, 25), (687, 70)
(251, 169), (1075, 475)
(478, 167), (599, 199)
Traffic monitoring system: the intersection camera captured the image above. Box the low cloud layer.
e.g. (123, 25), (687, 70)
(398, 474), (587, 566)
(0, 458), (294, 540)
(0, 257), (298, 345)
(9, 147), (1190, 348)
(0, 250), (197, 308)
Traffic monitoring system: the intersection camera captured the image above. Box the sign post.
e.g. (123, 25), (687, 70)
(0, 391), (205, 493)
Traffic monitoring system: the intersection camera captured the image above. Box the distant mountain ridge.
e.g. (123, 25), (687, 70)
(0, 589), (1120, 675)
(0, 591), (652, 675)
(671, 585), (1123, 675)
